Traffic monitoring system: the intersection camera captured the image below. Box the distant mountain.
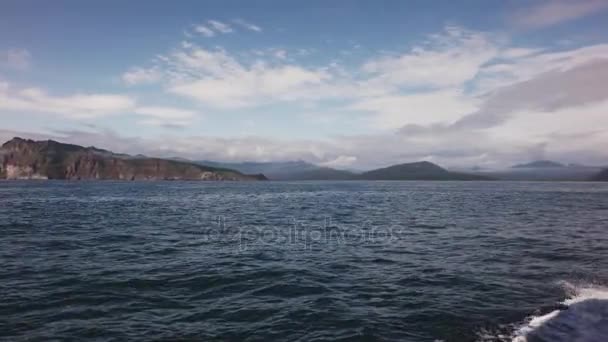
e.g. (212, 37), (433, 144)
(473, 162), (602, 181)
(195, 160), (486, 181)
(512, 160), (565, 168)
(0, 137), (266, 181)
(195, 160), (347, 180)
(590, 169), (608, 181)
(279, 167), (356, 180)
(359, 161), (491, 180)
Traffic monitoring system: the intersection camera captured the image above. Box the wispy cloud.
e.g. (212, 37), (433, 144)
(154, 45), (330, 108)
(361, 26), (498, 88)
(207, 20), (233, 34)
(0, 81), (200, 129)
(319, 155), (357, 168)
(122, 24), (608, 137)
(134, 106), (199, 128)
(510, 0), (608, 29)
(272, 49), (288, 60)
(232, 19), (262, 32)
(351, 89), (478, 130)
(1, 48), (31, 70)
(122, 67), (162, 85)
(194, 24), (215, 37)
(193, 20), (236, 37)
(0, 83), (135, 118)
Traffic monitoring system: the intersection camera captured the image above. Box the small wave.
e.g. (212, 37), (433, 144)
(475, 281), (608, 342)
(511, 281), (608, 342)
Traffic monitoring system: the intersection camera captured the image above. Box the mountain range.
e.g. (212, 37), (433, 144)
(194, 160), (360, 180)
(198, 160), (490, 181)
(471, 160), (605, 181)
(2, 138), (607, 182)
(198, 159), (608, 182)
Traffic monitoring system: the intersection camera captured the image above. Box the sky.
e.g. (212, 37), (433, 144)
(1, 0), (608, 170)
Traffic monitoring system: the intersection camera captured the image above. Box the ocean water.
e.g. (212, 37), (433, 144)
(1, 181), (607, 342)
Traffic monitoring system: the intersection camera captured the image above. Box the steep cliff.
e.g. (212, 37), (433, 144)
(0, 138), (266, 181)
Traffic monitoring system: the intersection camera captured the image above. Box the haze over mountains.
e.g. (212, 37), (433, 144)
(195, 160), (358, 180)
(201, 157), (607, 182)
(198, 160), (492, 180)
(471, 160), (605, 181)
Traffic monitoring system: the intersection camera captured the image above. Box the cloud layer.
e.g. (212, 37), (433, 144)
(191, 19), (261, 38)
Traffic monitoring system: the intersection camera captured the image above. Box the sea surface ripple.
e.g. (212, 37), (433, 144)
(1, 181), (607, 341)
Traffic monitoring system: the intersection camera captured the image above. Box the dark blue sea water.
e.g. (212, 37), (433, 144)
(1, 181), (607, 342)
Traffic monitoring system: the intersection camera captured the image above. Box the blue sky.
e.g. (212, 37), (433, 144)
(1, 0), (608, 169)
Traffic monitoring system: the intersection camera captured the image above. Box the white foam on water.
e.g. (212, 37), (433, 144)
(510, 281), (608, 342)
(562, 283), (608, 305)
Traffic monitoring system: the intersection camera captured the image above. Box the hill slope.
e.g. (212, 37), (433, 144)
(278, 167), (356, 180)
(0, 137), (265, 181)
(359, 161), (490, 180)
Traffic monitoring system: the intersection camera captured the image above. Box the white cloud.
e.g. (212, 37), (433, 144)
(134, 106), (196, 119)
(485, 100), (608, 147)
(480, 100), (608, 166)
(0, 81), (197, 129)
(163, 46), (330, 108)
(510, 0), (608, 29)
(232, 19), (262, 32)
(122, 67), (162, 85)
(1, 49), (31, 70)
(319, 155), (357, 168)
(273, 49), (288, 60)
(0, 83), (135, 118)
(128, 27), (504, 114)
(337, 27), (500, 129)
(103, 25), (608, 167)
(457, 59), (608, 130)
(351, 89), (478, 129)
(131, 42), (418, 129)
(137, 118), (190, 129)
(362, 26), (499, 88)
(123, 25), (608, 133)
(499, 47), (543, 59)
(388, 57), (608, 167)
(133, 105), (202, 128)
(207, 20), (233, 34)
(194, 25), (215, 37)
(475, 44), (608, 94)
(3, 102), (608, 170)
